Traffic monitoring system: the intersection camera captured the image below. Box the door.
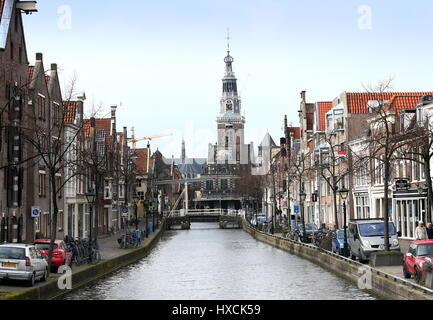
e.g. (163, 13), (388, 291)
(29, 247), (43, 277)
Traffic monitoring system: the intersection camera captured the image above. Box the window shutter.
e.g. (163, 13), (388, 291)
(18, 167), (23, 207)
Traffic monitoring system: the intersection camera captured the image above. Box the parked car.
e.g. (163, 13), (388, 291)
(403, 240), (433, 282)
(0, 244), (48, 286)
(348, 219), (400, 263)
(34, 239), (72, 269)
(332, 229), (351, 255)
(297, 223), (319, 243)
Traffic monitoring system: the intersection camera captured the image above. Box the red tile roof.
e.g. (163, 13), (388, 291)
(63, 101), (79, 123)
(28, 66), (34, 83)
(83, 118), (112, 145)
(317, 102), (333, 131)
(346, 92), (433, 113)
(386, 93), (433, 111)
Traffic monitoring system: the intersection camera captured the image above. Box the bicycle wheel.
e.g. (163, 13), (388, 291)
(93, 250), (101, 262)
(73, 254), (81, 266)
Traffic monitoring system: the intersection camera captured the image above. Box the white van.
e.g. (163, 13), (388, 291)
(348, 219), (400, 262)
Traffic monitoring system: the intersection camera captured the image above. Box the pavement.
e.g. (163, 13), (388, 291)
(268, 231), (418, 285)
(0, 220), (160, 297)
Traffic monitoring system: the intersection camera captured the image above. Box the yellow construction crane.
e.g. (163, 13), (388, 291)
(128, 127), (173, 149)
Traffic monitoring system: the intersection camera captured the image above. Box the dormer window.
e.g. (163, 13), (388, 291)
(335, 118), (344, 130)
(368, 100), (388, 113)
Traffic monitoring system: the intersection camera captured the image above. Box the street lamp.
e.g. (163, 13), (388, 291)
(85, 189), (96, 243)
(270, 195), (275, 234)
(144, 199), (149, 238)
(132, 192), (139, 230)
(338, 186), (349, 257)
(299, 191), (307, 243)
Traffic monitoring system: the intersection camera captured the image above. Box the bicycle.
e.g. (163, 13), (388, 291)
(118, 230), (135, 248)
(65, 237), (86, 266)
(88, 239), (101, 263)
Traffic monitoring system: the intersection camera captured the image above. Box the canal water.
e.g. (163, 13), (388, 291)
(64, 223), (375, 300)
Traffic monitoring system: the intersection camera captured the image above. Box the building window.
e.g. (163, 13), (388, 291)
(412, 148), (420, 182)
(37, 95), (46, 119)
(56, 175), (62, 199)
(96, 141), (105, 155)
(58, 210), (64, 231)
(39, 172), (47, 197)
(96, 129), (106, 139)
(236, 136), (240, 162)
(355, 195), (370, 219)
(221, 179), (228, 190)
(53, 102), (61, 125)
(119, 184), (125, 198)
(206, 180), (213, 190)
(104, 180), (111, 199)
(10, 41), (13, 60)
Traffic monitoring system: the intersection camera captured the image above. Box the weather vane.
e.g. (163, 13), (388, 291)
(225, 28), (231, 52)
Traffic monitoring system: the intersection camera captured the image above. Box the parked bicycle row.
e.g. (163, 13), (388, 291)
(64, 236), (101, 266)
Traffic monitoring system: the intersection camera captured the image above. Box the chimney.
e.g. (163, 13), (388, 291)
(300, 91), (306, 103)
(110, 105), (117, 137)
(36, 52), (43, 61)
(51, 63), (57, 71)
(111, 105), (117, 119)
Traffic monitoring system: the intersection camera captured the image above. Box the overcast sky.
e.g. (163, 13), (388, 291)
(23, 0), (433, 158)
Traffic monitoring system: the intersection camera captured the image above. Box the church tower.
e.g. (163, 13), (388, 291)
(202, 35), (252, 211)
(215, 46), (246, 164)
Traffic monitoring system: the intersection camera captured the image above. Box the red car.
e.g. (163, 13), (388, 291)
(34, 240), (72, 269)
(403, 240), (433, 282)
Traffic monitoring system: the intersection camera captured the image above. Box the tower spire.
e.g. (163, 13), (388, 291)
(224, 29), (234, 77)
(225, 28), (231, 53)
(181, 138), (186, 163)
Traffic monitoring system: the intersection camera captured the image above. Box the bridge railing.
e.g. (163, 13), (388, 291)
(164, 209), (242, 218)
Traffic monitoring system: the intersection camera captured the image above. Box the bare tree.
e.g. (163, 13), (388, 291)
(395, 110), (433, 223)
(361, 78), (411, 251)
(235, 170), (265, 217)
(291, 151), (312, 236)
(6, 67), (84, 273)
(314, 131), (352, 229)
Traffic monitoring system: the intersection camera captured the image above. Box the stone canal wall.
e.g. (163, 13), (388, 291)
(242, 220), (433, 300)
(3, 220), (167, 300)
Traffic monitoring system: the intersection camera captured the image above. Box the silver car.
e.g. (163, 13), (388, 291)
(0, 244), (48, 286)
(348, 219), (400, 262)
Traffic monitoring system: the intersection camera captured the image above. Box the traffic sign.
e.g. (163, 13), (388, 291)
(31, 206), (41, 218)
(294, 205), (299, 214)
(121, 207), (128, 217)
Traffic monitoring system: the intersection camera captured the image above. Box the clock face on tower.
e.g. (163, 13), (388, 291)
(226, 100), (233, 112)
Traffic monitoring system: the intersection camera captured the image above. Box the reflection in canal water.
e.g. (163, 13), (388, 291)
(64, 223), (375, 300)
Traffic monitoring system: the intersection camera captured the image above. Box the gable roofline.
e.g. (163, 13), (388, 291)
(0, 0), (30, 64)
(28, 53), (47, 91)
(0, 0), (13, 50)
